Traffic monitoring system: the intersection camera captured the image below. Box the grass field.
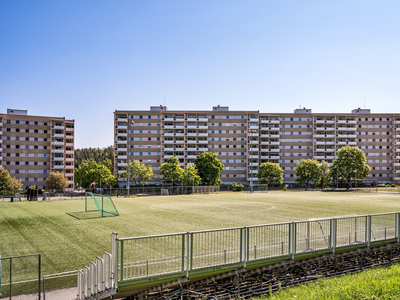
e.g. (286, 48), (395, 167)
(1, 191), (400, 277)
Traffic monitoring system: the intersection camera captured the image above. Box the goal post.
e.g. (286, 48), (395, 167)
(85, 193), (119, 217)
(249, 184), (268, 193)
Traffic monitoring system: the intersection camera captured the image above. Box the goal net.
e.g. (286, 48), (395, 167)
(85, 193), (119, 217)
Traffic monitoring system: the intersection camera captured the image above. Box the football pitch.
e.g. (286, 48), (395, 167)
(0, 191), (399, 276)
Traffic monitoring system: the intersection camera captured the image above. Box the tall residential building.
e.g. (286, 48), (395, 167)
(0, 109), (75, 190)
(114, 106), (400, 186)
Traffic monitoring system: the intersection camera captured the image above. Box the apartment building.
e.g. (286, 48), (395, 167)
(114, 106), (400, 186)
(0, 109), (75, 190)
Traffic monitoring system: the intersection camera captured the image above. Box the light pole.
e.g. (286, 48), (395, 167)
(127, 161), (130, 196)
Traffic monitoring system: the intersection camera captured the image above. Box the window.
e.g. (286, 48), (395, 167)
(16, 120), (20, 124)
(25, 121), (29, 125)
(34, 137), (38, 141)
(139, 115), (143, 119)
(25, 137), (29, 141)
(44, 154), (47, 157)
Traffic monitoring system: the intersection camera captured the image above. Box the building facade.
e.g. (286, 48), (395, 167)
(0, 109), (75, 190)
(114, 106), (400, 186)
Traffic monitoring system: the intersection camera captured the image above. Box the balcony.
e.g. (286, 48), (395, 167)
(315, 141), (335, 145)
(248, 177), (259, 182)
(187, 155), (197, 159)
(53, 133), (64, 138)
(198, 140), (208, 144)
(337, 141), (357, 145)
(65, 165), (74, 169)
(187, 125), (196, 129)
(117, 162), (127, 167)
(337, 120), (356, 124)
(117, 133), (127, 137)
(187, 117), (197, 122)
(117, 170), (125, 174)
(249, 126), (259, 130)
(66, 157), (74, 162)
(198, 147), (208, 151)
(270, 149), (279, 152)
(198, 125), (208, 129)
(315, 120), (335, 124)
(117, 140), (127, 144)
(175, 140), (184, 144)
(249, 155), (259, 159)
(187, 140), (197, 144)
(52, 125), (64, 130)
(53, 157), (64, 161)
(65, 150), (74, 154)
(52, 141), (64, 146)
(66, 127), (74, 132)
(395, 120), (400, 124)
(53, 165), (64, 170)
(314, 155), (325, 159)
(337, 134), (357, 138)
(116, 148), (127, 152)
(52, 149), (64, 153)
(117, 125), (128, 130)
(326, 155), (335, 159)
(249, 140), (259, 144)
(337, 127), (356, 131)
(117, 118), (128, 123)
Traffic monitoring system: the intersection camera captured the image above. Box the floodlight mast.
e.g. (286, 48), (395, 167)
(127, 160), (130, 196)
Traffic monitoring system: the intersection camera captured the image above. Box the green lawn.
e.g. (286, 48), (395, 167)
(0, 191), (400, 276)
(256, 263), (400, 300)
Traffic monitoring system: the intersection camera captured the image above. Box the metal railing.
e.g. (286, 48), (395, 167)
(79, 211), (400, 299)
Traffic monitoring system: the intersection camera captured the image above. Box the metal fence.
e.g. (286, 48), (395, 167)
(0, 254), (41, 299)
(78, 212), (400, 299)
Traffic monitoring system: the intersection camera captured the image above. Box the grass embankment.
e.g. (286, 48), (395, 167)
(256, 263), (400, 300)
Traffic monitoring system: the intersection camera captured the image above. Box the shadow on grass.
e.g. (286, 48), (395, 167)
(66, 211), (103, 220)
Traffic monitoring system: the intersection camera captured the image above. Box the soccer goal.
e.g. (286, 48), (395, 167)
(85, 193), (119, 217)
(249, 184), (268, 193)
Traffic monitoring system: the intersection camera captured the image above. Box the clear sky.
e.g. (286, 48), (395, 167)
(1, 0), (400, 149)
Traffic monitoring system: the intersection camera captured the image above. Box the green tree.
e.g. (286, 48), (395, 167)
(160, 156), (184, 185)
(330, 146), (370, 188)
(11, 177), (23, 193)
(74, 159), (116, 188)
(0, 167), (13, 191)
(74, 146), (114, 169)
(295, 159), (321, 189)
(194, 152), (224, 186)
(45, 172), (69, 191)
(256, 162), (283, 185)
(318, 160), (332, 189)
(182, 165), (201, 186)
(119, 160), (154, 186)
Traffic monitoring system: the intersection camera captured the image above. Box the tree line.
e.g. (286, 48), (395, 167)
(257, 146), (371, 189)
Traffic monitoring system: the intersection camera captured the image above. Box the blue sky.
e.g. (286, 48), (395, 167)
(1, 0), (400, 148)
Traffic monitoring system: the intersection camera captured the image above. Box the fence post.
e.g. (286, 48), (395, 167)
(38, 254), (41, 300)
(330, 218), (336, 253)
(289, 223), (296, 259)
(240, 227), (247, 269)
(396, 213), (400, 243)
(366, 215), (371, 248)
(111, 232), (118, 289)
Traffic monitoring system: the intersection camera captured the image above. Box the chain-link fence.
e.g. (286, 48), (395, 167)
(0, 254), (41, 299)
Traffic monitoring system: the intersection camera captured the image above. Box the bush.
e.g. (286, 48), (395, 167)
(283, 184), (288, 191)
(391, 184), (397, 187)
(385, 184), (392, 188)
(232, 183), (244, 192)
